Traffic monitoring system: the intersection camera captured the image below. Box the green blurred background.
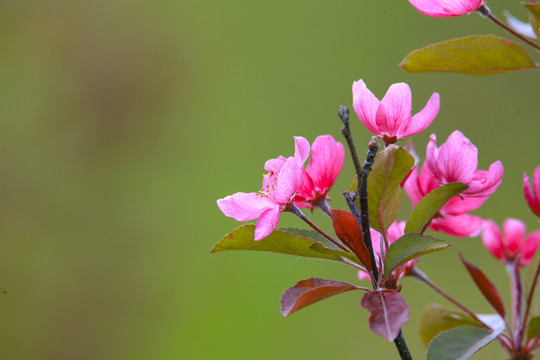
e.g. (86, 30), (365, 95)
(0, 0), (538, 359)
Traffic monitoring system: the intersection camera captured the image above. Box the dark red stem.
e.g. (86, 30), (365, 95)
(478, 4), (540, 53)
(287, 204), (351, 253)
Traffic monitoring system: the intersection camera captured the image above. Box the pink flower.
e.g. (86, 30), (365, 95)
(404, 163), (486, 237)
(523, 166), (540, 217)
(352, 80), (440, 145)
(359, 222), (417, 280)
(217, 137), (310, 240)
(294, 135), (345, 210)
(426, 131), (504, 197)
(482, 219), (540, 266)
(408, 0), (484, 18)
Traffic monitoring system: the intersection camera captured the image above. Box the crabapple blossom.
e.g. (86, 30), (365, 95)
(404, 162), (487, 237)
(482, 218), (540, 266)
(523, 165), (540, 217)
(408, 0), (485, 18)
(352, 79), (440, 145)
(358, 222), (417, 280)
(294, 135), (345, 211)
(426, 131), (504, 197)
(217, 137), (310, 240)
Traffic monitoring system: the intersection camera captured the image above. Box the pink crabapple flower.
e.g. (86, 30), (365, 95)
(294, 135), (345, 210)
(358, 222), (418, 281)
(408, 0), (485, 18)
(404, 162), (487, 237)
(482, 218), (540, 266)
(217, 136), (310, 241)
(523, 165), (540, 217)
(426, 131), (504, 197)
(352, 79), (440, 145)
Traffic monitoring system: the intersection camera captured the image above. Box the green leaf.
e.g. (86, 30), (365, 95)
(212, 224), (360, 264)
(405, 182), (467, 234)
(384, 233), (450, 274)
(279, 227), (335, 249)
(367, 145), (414, 234)
(528, 316), (540, 339)
(426, 323), (505, 360)
(419, 304), (480, 347)
(523, 3), (540, 36)
(399, 35), (540, 75)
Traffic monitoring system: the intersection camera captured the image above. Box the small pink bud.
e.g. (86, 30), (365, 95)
(523, 166), (540, 217)
(482, 219), (540, 266)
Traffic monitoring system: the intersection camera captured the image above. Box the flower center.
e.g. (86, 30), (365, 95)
(258, 170), (279, 198)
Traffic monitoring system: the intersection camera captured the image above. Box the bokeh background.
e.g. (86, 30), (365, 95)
(0, 0), (538, 359)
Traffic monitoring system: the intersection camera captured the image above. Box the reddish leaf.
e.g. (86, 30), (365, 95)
(280, 277), (365, 316)
(331, 209), (371, 271)
(360, 289), (410, 341)
(460, 254), (506, 318)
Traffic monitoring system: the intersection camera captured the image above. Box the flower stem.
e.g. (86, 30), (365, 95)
(394, 330), (413, 360)
(338, 107), (412, 360)
(523, 258), (540, 340)
(287, 204), (350, 253)
(411, 268), (490, 328)
(477, 4), (540, 53)
(507, 261), (524, 353)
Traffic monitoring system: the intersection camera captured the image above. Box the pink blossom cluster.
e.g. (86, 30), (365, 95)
(217, 135), (344, 240)
(404, 131), (504, 237)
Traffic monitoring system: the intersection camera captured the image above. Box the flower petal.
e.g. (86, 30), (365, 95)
(264, 156), (287, 172)
(523, 171), (540, 217)
(352, 80), (381, 136)
(401, 92), (440, 138)
(375, 83), (412, 138)
(217, 192), (276, 221)
(304, 135), (344, 194)
(294, 136), (310, 166)
(273, 156), (303, 204)
(254, 206), (282, 240)
(443, 195), (487, 214)
(522, 230), (540, 265)
(408, 0), (483, 17)
(464, 161), (504, 197)
(482, 220), (504, 260)
(425, 134), (441, 180)
(436, 131), (478, 184)
(431, 213), (485, 237)
(503, 218), (526, 255)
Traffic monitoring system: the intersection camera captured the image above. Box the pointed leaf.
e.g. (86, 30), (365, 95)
(331, 209), (371, 271)
(280, 277), (365, 316)
(523, 3), (540, 37)
(212, 224), (360, 264)
(426, 323), (505, 360)
(527, 316), (540, 339)
(399, 35), (540, 75)
(460, 254), (506, 317)
(405, 182), (468, 233)
(384, 234), (451, 275)
(360, 289), (410, 341)
(368, 145), (414, 234)
(419, 304), (480, 347)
